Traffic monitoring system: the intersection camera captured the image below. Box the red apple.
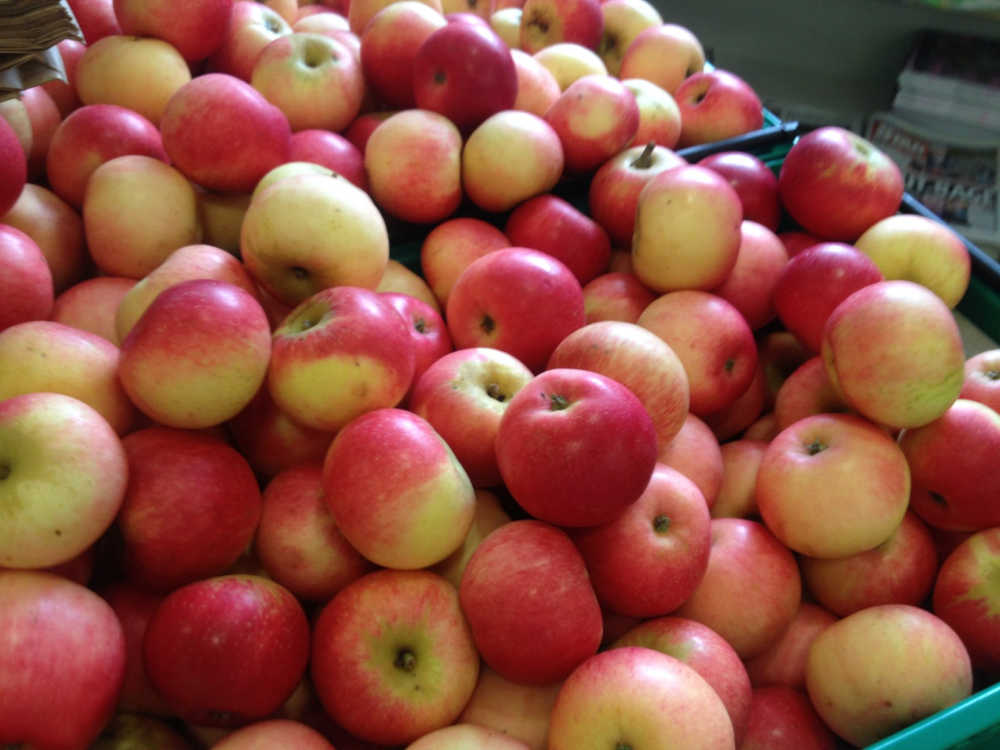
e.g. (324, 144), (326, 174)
(961, 349), (1000, 414)
(779, 230), (822, 257)
(701, 358), (768, 442)
(67, 0), (122, 43)
(381, 291), (453, 399)
(697, 150), (781, 231)
(208, 0), (293, 81)
(674, 68), (763, 148)
(0, 115), (26, 217)
(618, 23), (705, 95)
(510, 48), (562, 117)
(772, 355), (851, 431)
(518, 0), (603, 54)
(711, 219), (788, 331)
(622, 77), (681, 149)
(743, 602), (838, 691)
(741, 686), (838, 750)
(40, 39), (85, 117)
(657, 412), (723, 509)
(0, 223), (52, 332)
(212, 719), (335, 749)
(420, 217), (510, 308)
(711, 438), (767, 519)
(114, 0), (235, 61)
(581, 271), (657, 325)
(19, 86), (61, 181)
(288, 128), (367, 190)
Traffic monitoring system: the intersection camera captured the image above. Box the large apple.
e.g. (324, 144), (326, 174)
(113, 0), (234, 61)
(674, 68), (763, 148)
(518, 0), (603, 54)
(0, 224), (52, 332)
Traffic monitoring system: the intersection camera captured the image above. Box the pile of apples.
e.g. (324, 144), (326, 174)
(2, 0), (1000, 748)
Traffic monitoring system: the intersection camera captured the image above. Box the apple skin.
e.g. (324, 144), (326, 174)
(755, 413), (910, 559)
(160, 73), (292, 194)
(0, 115), (26, 217)
(740, 686), (838, 750)
(933, 527), (1000, 675)
(311, 569), (481, 746)
(778, 126), (904, 242)
(0, 571), (126, 750)
(510, 48), (562, 116)
(114, 0), (234, 61)
(0, 223), (52, 332)
(431, 489), (511, 589)
(377, 259), (442, 314)
(321, 408), (476, 569)
(532, 41), (607, 90)
(19, 86), (61, 181)
(519, 0), (603, 54)
(459, 520), (604, 685)
(458, 666), (562, 750)
(408, 723), (532, 749)
(496, 368), (658, 527)
(595, 0), (662, 76)
(618, 22), (706, 94)
(116, 426), (263, 593)
(674, 69), (763, 148)
(623, 77), (682, 149)
(208, 0), (293, 81)
(143, 575), (311, 728)
(288, 128), (367, 190)
(900, 398), (1000, 532)
(90, 712), (195, 749)
(697, 150), (781, 231)
(547, 647), (735, 750)
(657, 412), (723, 509)
(961, 349), (1000, 414)
(40, 39), (86, 117)
(772, 355), (851, 431)
(711, 220), (788, 331)
(211, 719), (335, 749)
(581, 271), (657, 325)
(674, 518), (802, 660)
(805, 604), (972, 747)
(743, 602), (838, 691)
(445, 247), (586, 373)
(711, 439), (767, 520)
(420, 217), (510, 308)
(822, 279), (966, 429)
(381, 291), (453, 399)
(408, 346), (534, 488)
(504, 193), (611, 285)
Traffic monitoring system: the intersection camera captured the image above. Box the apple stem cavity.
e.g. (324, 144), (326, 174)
(653, 514), (671, 534)
(630, 142), (658, 170)
(434, 70), (446, 85)
(290, 266), (310, 281)
(303, 39), (329, 68)
(987, 368), (1000, 381)
(486, 383), (507, 402)
(394, 648), (417, 673)
(805, 440), (826, 456)
(615, 742), (634, 750)
(413, 317), (427, 334)
(929, 491), (949, 507)
(0, 463), (8, 481)
(546, 393), (570, 411)
(480, 314), (495, 334)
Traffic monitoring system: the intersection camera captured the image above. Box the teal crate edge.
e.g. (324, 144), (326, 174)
(867, 681), (1000, 749)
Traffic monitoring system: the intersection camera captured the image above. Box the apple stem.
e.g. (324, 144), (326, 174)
(653, 515), (671, 534)
(547, 393), (570, 411)
(0, 463), (8, 481)
(629, 142), (657, 170)
(395, 648), (417, 673)
(805, 440), (826, 456)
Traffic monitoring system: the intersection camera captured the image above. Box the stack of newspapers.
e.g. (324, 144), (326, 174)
(0, 0), (82, 102)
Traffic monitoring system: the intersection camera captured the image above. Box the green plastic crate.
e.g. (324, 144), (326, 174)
(867, 681), (1000, 750)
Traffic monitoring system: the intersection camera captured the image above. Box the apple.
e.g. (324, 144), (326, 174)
(349, 0), (443, 35)
(711, 439), (767, 519)
(697, 150), (781, 231)
(822, 279), (966, 429)
(595, 0), (661, 76)
(772, 356), (851, 430)
(657, 412), (723, 508)
(674, 68), (763, 148)
(241, 172), (389, 306)
(701, 358), (768, 441)
(490, 7), (522, 48)
(143, 575), (311, 727)
(67, 0), (122, 43)
(365, 108), (463, 224)
(0, 571), (125, 750)
(75, 34), (192, 126)
(381, 291), (453, 396)
(445, 246), (586, 373)
(210, 719), (335, 749)
(743, 602), (838, 691)
(758, 329), (812, 406)
(632, 164), (743, 293)
(51, 276), (135, 345)
(40, 39), (85, 117)
(711, 220), (788, 331)
(778, 125), (904, 242)
(581, 271), (657, 324)
(160, 73), (292, 195)
(961, 349), (1000, 413)
(19, 86), (61, 181)
(90, 712), (195, 749)
(618, 22), (706, 94)
(413, 22), (518, 132)
(408, 723), (532, 749)
(208, 0), (293, 81)
(462, 111), (565, 214)
(544, 74), (640, 174)
(743, 413), (779, 442)
(0, 115), (26, 217)
(345, 109), (394, 151)
(496, 368), (658, 527)
(547, 647), (735, 749)
(741, 686), (838, 750)
(779, 230), (822, 257)
(458, 666), (562, 750)
(532, 41), (607, 90)
(116, 426), (263, 592)
(267, 285), (415, 432)
(295, 9), (350, 32)
(460, 520), (603, 684)
(376, 259), (442, 313)
(198, 191), (253, 256)
(519, 0), (602, 54)
(113, 0), (234, 61)
(510, 48), (562, 116)
(312, 569), (480, 745)
(625, 78), (684, 151)
(805, 604), (972, 747)
(420, 217), (510, 308)
(504, 194), (610, 284)
(0, 224), (52, 332)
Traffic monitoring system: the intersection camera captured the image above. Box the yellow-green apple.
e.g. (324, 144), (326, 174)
(51, 276), (135, 344)
(697, 150), (781, 231)
(710, 220), (787, 331)
(0, 571), (126, 750)
(0, 321), (134, 434)
(595, 0), (661, 76)
(75, 35), (192, 125)
(547, 646), (735, 750)
(741, 686), (838, 750)
(251, 33), (364, 132)
(255, 462), (371, 602)
(638, 290), (758, 416)
(573, 463), (710, 617)
(323, 408), (475, 568)
(532, 42), (607, 90)
(420, 217), (510, 307)
(496, 367), (657, 526)
(83, 155), (202, 279)
(408, 347), (534, 487)
(381, 291), (453, 398)
(413, 23), (518, 132)
(91, 712), (196, 749)
(547, 320), (689, 446)
(0, 224), (52, 331)
(900, 398), (1000, 531)
(772, 356), (850, 431)
(772, 241), (884, 353)
(365, 108), (463, 224)
(701, 359), (768, 441)
(311, 569), (480, 745)
(45, 104), (167, 209)
(143, 575), (310, 727)
(612, 616), (752, 743)
(360, 1), (446, 109)
(805, 604), (972, 747)
(510, 48), (561, 115)
(778, 126), (904, 242)
(622, 78), (681, 148)
(289, 128), (367, 189)
(657, 411), (723, 507)
(116, 426), (262, 592)
(0, 116), (25, 217)
(240, 172), (389, 305)
(206, 719), (335, 749)
(491, 7), (522, 48)
(197, 190), (252, 255)
(160, 73), (293, 194)
(458, 666), (561, 750)
(431, 489), (511, 587)
(675, 517), (802, 659)
(854, 213), (971, 308)
(743, 602), (837, 691)
(755, 413), (910, 559)
(67, 0), (121, 43)
(462, 111), (565, 214)
(445, 246), (586, 372)
(113, 0), (234, 61)
(19, 86), (61, 180)
(961, 349), (1000, 413)
(587, 142), (686, 249)
(822, 279), (965, 429)
(800, 510), (938, 616)
(40, 39), (85, 117)
(408, 724), (531, 749)
(377, 258), (442, 313)
(544, 74), (639, 174)
(208, 0), (293, 81)
(618, 23), (705, 94)
(119, 279), (272, 429)
(519, 0), (602, 54)
(460, 519), (603, 684)
(349, 0), (442, 35)
(710, 439), (766, 519)
(504, 194), (610, 284)
(267, 286), (415, 432)
(933, 527), (1000, 674)
(581, 271), (657, 324)
(674, 69), (763, 148)
(632, 164), (742, 292)
(2, 183), (88, 293)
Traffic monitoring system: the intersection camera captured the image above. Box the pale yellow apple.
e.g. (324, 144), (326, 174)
(293, 11), (351, 33)
(406, 723), (531, 750)
(252, 160), (336, 202)
(349, 0), (443, 33)
(261, 0), (299, 23)
(491, 8), (522, 48)
(431, 489), (511, 588)
(459, 666), (562, 750)
(533, 42), (607, 91)
(197, 190), (252, 255)
(619, 22), (706, 94)
(511, 49), (561, 117)
(622, 77), (682, 148)
(596, 0), (662, 76)
(376, 259), (442, 314)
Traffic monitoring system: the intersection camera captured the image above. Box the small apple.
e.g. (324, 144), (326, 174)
(960, 349), (1000, 413)
(420, 217), (510, 308)
(50, 276), (135, 345)
(518, 0), (603, 54)
(697, 150), (781, 231)
(595, 0), (661, 76)
(618, 23), (705, 94)
(113, 0), (234, 61)
(674, 68), (763, 148)
(581, 271), (657, 325)
(0, 224), (52, 332)
(510, 48), (562, 116)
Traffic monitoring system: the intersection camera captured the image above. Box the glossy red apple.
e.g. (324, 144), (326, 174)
(697, 150), (781, 231)
(0, 224), (52, 332)
(674, 69), (763, 148)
